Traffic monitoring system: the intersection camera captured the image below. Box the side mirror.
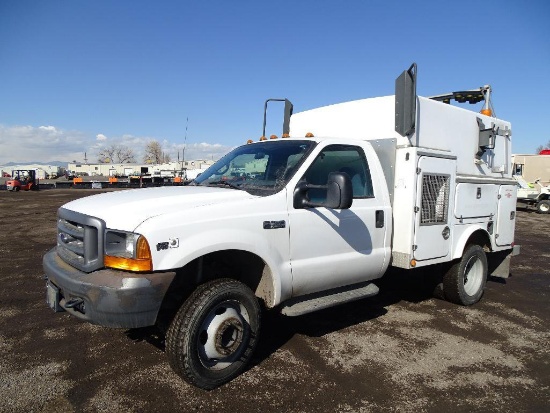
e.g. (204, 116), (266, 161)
(293, 172), (353, 209)
(395, 63), (417, 137)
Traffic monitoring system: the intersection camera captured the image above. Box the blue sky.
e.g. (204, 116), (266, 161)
(0, 0), (549, 165)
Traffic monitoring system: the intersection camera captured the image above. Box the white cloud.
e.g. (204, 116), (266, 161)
(38, 126), (58, 132)
(0, 124), (89, 165)
(167, 142), (234, 162)
(0, 123), (234, 166)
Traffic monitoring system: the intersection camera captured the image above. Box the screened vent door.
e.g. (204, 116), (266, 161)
(413, 156), (456, 261)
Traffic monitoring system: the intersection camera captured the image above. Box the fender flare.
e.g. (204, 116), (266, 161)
(153, 228), (290, 308)
(452, 225), (492, 260)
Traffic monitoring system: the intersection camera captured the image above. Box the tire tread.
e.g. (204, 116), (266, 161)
(166, 278), (260, 389)
(443, 244), (487, 306)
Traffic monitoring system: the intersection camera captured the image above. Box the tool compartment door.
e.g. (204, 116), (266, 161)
(413, 156), (456, 261)
(495, 185), (517, 246)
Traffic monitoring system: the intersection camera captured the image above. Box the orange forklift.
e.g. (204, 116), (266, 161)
(6, 170), (39, 191)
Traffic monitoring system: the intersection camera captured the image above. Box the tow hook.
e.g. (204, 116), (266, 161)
(65, 297), (85, 314)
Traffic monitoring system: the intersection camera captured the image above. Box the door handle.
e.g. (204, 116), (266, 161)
(375, 210), (384, 228)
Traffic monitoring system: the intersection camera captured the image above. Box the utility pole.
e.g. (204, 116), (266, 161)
(182, 117), (188, 171)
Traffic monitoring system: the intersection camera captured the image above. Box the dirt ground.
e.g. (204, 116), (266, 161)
(0, 189), (548, 413)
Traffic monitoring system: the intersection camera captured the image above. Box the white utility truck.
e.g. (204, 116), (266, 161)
(44, 64), (519, 389)
(514, 176), (550, 213)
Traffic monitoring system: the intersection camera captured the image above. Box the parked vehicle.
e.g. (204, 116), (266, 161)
(6, 170), (39, 191)
(512, 153), (550, 187)
(515, 176), (550, 213)
(44, 64), (519, 389)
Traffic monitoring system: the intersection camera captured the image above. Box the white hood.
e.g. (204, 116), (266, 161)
(62, 186), (257, 231)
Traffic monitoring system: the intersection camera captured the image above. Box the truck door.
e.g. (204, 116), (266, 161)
(495, 185), (517, 246)
(413, 156), (456, 261)
(288, 144), (389, 297)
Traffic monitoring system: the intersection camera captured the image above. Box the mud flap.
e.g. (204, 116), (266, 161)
(488, 246), (519, 278)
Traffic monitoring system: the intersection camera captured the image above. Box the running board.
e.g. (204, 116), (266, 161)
(280, 282), (379, 317)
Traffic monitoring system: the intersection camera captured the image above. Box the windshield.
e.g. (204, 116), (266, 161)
(194, 140), (315, 196)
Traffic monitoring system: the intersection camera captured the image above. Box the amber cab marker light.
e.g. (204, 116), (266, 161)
(305, 132), (314, 137)
(282, 133), (290, 138)
(246, 139), (253, 144)
(480, 108), (492, 116)
(136, 236), (152, 260)
(410, 259), (417, 268)
(259, 136), (267, 141)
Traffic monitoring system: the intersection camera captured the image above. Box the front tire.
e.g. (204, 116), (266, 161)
(166, 278), (261, 390)
(443, 244), (488, 306)
(536, 200), (550, 214)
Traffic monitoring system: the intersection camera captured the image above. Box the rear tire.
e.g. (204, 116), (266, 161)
(166, 278), (261, 390)
(443, 244), (488, 306)
(536, 200), (550, 214)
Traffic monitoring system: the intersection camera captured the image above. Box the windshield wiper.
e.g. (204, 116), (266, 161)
(206, 180), (243, 190)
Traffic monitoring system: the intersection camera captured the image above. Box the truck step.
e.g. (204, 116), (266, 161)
(280, 282), (379, 317)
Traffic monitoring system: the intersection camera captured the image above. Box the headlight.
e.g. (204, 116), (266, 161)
(104, 230), (152, 272)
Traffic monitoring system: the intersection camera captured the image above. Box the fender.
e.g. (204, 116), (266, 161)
(131, 187), (293, 307)
(137, 220), (292, 308)
(451, 224), (492, 260)
(175, 228), (289, 307)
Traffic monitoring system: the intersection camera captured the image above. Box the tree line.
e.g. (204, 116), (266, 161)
(98, 139), (550, 162)
(97, 140), (171, 164)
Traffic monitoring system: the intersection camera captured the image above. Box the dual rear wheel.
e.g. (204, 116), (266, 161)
(443, 244), (488, 306)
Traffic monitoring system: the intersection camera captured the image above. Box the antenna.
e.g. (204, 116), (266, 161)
(183, 117), (188, 168)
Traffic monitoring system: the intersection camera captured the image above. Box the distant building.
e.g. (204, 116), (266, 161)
(512, 154), (550, 185)
(0, 164), (65, 179)
(67, 159), (215, 179)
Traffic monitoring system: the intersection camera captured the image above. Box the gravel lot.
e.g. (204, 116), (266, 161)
(0, 189), (548, 412)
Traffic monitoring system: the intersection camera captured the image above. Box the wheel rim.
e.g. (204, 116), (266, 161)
(540, 203), (550, 212)
(197, 300), (250, 370)
(463, 255), (484, 296)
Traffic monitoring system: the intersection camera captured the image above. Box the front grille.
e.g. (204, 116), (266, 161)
(57, 208), (106, 272)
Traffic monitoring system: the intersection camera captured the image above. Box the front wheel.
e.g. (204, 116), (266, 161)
(166, 278), (261, 390)
(536, 200), (550, 214)
(443, 244), (488, 306)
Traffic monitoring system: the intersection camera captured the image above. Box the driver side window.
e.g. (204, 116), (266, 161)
(303, 145), (373, 202)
